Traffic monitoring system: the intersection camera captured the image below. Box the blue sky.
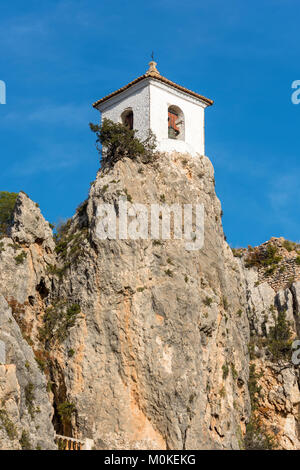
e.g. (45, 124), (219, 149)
(0, 0), (299, 247)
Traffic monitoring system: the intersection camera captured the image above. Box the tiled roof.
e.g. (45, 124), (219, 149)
(92, 62), (213, 108)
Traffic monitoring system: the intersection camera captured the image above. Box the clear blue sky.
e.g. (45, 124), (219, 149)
(0, 0), (299, 247)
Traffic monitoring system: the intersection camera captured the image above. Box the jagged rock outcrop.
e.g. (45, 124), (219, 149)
(0, 193), (56, 449)
(0, 295), (56, 449)
(44, 151), (250, 449)
(1, 156), (300, 450)
(237, 238), (300, 449)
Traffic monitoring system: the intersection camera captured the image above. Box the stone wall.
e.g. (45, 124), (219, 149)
(43, 151), (251, 449)
(96, 75), (207, 157)
(1, 157), (300, 450)
(240, 262), (300, 449)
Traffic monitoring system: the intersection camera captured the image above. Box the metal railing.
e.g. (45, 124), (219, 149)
(55, 434), (94, 450)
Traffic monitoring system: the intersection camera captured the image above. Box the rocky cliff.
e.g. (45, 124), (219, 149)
(0, 152), (299, 450)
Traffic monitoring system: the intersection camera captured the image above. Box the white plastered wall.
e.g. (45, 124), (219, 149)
(149, 79), (206, 156)
(96, 77), (207, 157)
(97, 80), (151, 142)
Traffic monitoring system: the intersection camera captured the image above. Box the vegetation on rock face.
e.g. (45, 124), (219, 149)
(244, 364), (276, 450)
(25, 382), (35, 418)
(248, 307), (292, 365)
(76, 199), (88, 219)
(14, 251), (27, 265)
(245, 244), (282, 274)
(267, 308), (292, 361)
(90, 118), (157, 167)
(50, 218), (88, 277)
(244, 416), (276, 450)
(0, 409), (17, 440)
(55, 220), (88, 256)
(247, 364), (262, 411)
(39, 302), (81, 345)
(282, 240), (297, 252)
(203, 296), (213, 307)
(246, 301), (293, 448)
(231, 247), (243, 258)
(222, 363), (229, 380)
(19, 430), (31, 450)
(54, 219), (72, 254)
(0, 191), (18, 235)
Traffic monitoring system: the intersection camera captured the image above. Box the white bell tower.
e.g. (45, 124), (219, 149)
(93, 61), (213, 157)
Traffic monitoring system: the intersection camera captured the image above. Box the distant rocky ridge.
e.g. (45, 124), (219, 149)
(0, 153), (299, 450)
(233, 237), (300, 292)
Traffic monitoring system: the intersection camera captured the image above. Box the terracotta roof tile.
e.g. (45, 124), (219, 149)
(92, 69), (213, 108)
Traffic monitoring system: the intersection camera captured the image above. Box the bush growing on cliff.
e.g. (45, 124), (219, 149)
(231, 247), (243, 258)
(25, 382), (35, 418)
(54, 219), (72, 250)
(222, 363), (229, 379)
(248, 364), (262, 411)
(52, 218), (88, 274)
(76, 199), (88, 219)
(0, 191), (18, 235)
(283, 240), (297, 252)
(244, 416), (276, 450)
(39, 302), (81, 345)
(19, 430), (32, 450)
(14, 251), (27, 265)
(203, 297), (213, 307)
(89, 118), (157, 167)
(0, 409), (17, 440)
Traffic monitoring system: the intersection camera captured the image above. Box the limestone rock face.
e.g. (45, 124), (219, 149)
(0, 295), (56, 449)
(1, 153), (300, 450)
(10, 191), (55, 251)
(48, 152), (250, 449)
(0, 193), (56, 449)
(240, 260), (300, 450)
(0, 192), (55, 306)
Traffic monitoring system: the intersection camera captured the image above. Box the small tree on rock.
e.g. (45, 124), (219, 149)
(90, 118), (157, 167)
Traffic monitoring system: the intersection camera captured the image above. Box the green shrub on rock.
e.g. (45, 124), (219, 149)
(19, 430), (31, 450)
(245, 244), (282, 274)
(244, 416), (276, 450)
(0, 191), (18, 235)
(14, 251), (27, 265)
(90, 118), (157, 167)
(0, 409), (17, 440)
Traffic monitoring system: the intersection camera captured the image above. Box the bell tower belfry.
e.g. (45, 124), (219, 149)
(92, 61), (213, 157)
